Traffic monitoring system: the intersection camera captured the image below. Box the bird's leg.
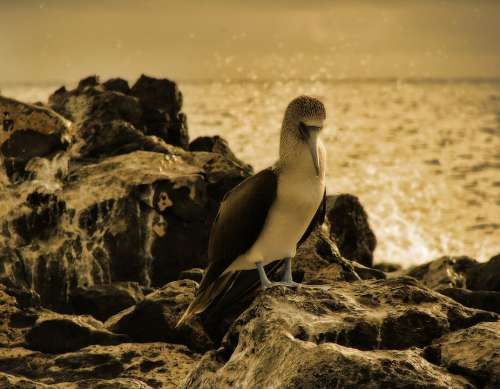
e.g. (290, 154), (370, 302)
(256, 262), (273, 289)
(282, 257), (293, 282)
(281, 257), (299, 285)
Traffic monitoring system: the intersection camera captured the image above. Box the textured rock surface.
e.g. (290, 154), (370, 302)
(69, 282), (146, 321)
(425, 321), (500, 388)
(26, 312), (127, 353)
(189, 135), (253, 173)
(0, 343), (199, 389)
(407, 255), (500, 313)
(183, 277), (496, 388)
(106, 280), (213, 352)
(326, 194), (377, 267)
(0, 96), (72, 181)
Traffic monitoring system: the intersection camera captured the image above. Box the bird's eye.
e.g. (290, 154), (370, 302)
(298, 122), (308, 139)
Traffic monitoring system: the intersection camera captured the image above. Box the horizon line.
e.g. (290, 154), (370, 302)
(1, 76), (500, 87)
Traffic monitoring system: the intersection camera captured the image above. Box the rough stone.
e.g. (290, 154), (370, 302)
(407, 256), (478, 290)
(0, 343), (199, 389)
(437, 287), (500, 314)
(0, 96), (72, 181)
(326, 194), (377, 267)
(189, 136), (253, 173)
(26, 313), (128, 353)
(425, 321), (500, 388)
(466, 254), (500, 292)
(69, 282), (145, 321)
(105, 280), (213, 352)
(184, 277), (494, 388)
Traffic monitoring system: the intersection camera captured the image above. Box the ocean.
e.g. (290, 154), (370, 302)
(2, 79), (499, 267)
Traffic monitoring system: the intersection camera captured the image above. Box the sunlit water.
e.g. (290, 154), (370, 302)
(2, 80), (499, 266)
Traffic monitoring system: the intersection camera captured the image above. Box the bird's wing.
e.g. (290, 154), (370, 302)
(297, 188), (326, 246)
(176, 168), (277, 327)
(198, 167), (278, 294)
(204, 189), (326, 322)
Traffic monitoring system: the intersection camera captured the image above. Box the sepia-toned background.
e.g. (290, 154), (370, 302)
(1, 0), (499, 265)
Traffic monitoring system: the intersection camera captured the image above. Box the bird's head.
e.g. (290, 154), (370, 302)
(281, 95), (326, 176)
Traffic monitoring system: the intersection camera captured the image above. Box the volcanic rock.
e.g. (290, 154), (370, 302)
(407, 256), (478, 290)
(425, 321), (500, 388)
(0, 96), (72, 181)
(69, 282), (145, 321)
(437, 288), (500, 314)
(0, 343), (199, 389)
(326, 194), (377, 267)
(406, 255), (500, 314)
(105, 280), (213, 352)
(183, 277), (496, 388)
(466, 254), (500, 292)
(26, 312), (128, 353)
(189, 135), (253, 173)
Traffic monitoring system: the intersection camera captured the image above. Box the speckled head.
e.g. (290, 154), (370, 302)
(284, 95), (326, 129)
(280, 95), (327, 176)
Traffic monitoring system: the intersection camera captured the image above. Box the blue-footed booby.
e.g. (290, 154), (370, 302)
(176, 95), (327, 327)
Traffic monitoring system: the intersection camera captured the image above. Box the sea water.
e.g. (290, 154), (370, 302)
(2, 79), (499, 267)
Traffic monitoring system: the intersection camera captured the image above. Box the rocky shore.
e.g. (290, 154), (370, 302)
(0, 75), (498, 388)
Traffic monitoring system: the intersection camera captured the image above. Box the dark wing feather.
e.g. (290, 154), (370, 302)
(176, 168), (278, 327)
(198, 167), (278, 293)
(298, 189), (326, 246)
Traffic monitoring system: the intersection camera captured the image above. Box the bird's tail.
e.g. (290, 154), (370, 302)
(176, 271), (236, 328)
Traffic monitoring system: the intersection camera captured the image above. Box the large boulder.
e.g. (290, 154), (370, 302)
(425, 321), (500, 388)
(0, 147), (251, 311)
(407, 255), (500, 314)
(466, 254), (500, 292)
(26, 312), (127, 353)
(0, 96), (72, 181)
(189, 135), (253, 173)
(326, 194), (377, 267)
(105, 280), (213, 352)
(407, 256), (478, 290)
(69, 282), (145, 321)
(183, 277), (496, 388)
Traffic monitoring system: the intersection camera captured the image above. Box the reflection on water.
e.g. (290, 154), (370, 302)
(2, 80), (500, 266)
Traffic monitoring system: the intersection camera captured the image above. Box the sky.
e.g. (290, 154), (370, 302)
(1, 0), (500, 83)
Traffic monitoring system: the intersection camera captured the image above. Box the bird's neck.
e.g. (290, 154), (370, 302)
(278, 133), (326, 181)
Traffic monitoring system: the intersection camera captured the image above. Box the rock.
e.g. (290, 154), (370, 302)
(105, 280), (213, 352)
(373, 262), (402, 272)
(189, 136), (253, 173)
(326, 194), (377, 267)
(0, 285), (38, 348)
(184, 277), (495, 388)
(102, 78), (130, 94)
(1, 147), (251, 311)
(0, 342), (199, 388)
(0, 96), (72, 181)
(407, 256), (478, 290)
(69, 282), (145, 321)
(466, 254), (500, 292)
(130, 74), (188, 149)
(437, 288), (500, 314)
(293, 228), (361, 283)
(26, 313), (128, 353)
(76, 120), (172, 160)
(425, 321), (500, 388)
(406, 255), (500, 314)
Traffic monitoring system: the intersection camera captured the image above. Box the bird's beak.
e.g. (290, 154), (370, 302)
(307, 130), (320, 177)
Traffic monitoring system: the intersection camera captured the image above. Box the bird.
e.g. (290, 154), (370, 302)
(176, 95), (327, 327)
